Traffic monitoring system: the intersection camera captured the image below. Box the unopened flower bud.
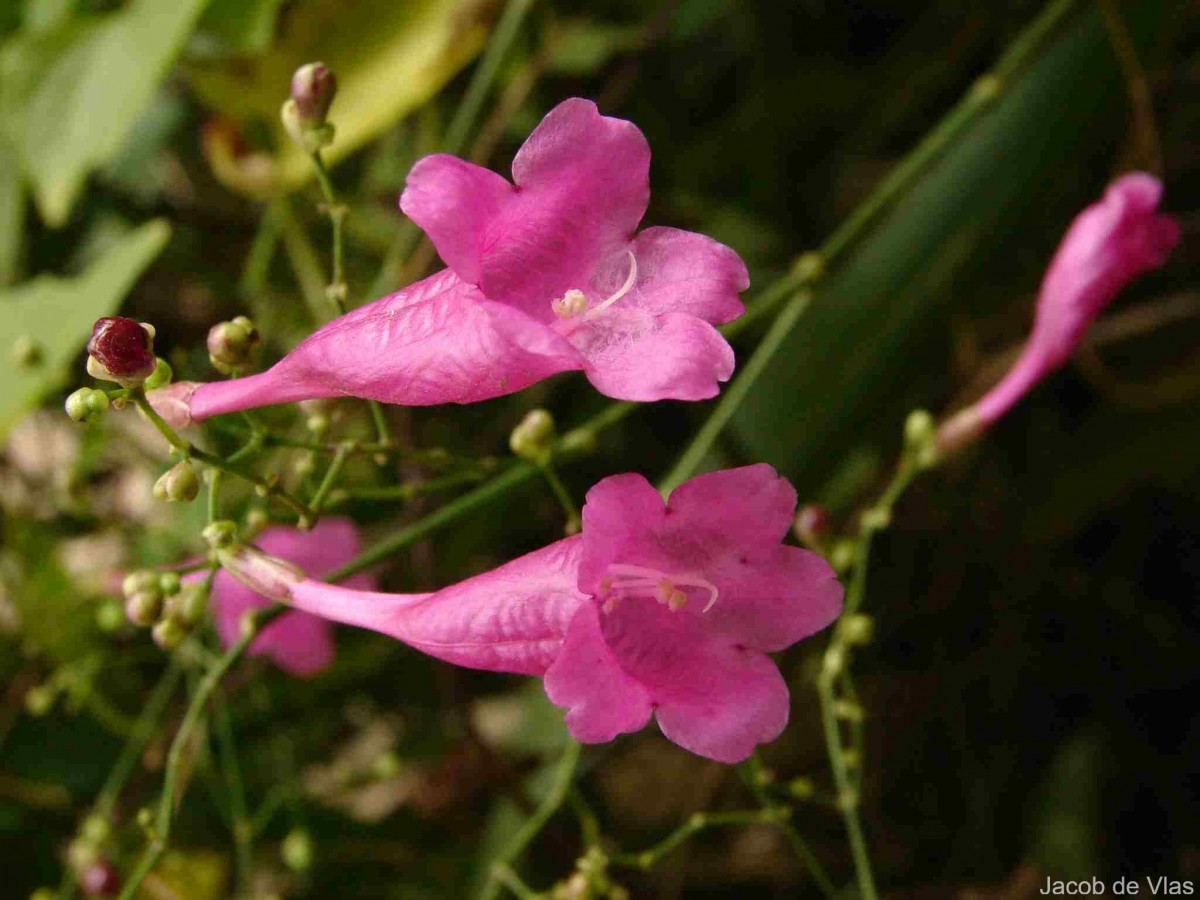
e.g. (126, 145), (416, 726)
(832, 699), (864, 723)
(244, 507), (269, 536)
(794, 504), (829, 547)
(787, 776), (816, 800)
(153, 461), (200, 503)
(830, 539), (856, 573)
(30, 888), (57, 900)
(86, 317), (156, 386)
(202, 520), (239, 549)
(282, 828), (313, 872)
(143, 358), (173, 391)
(159, 572), (181, 596)
(95, 599), (125, 633)
(67, 838), (100, 872)
(151, 618), (187, 650)
(79, 859), (120, 897)
(207, 317), (261, 375)
(65, 387), (110, 423)
(165, 582), (208, 627)
(125, 592), (162, 627)
(904, 409), (939, 468)
(122, 570), (160, 602)
(840, 613), (874, 646)
(24, 684), (55, 716)
(291, 63), (337, 125)
(510, 409), (556, 463)
(305, 414), (330, 437)
(81, 815), (111, 845)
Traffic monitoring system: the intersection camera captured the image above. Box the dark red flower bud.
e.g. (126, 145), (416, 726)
(291, 62), (337, 124)
(86, 317), (156, 385)
(794, 503), (830, 547)
(80, 860), (120, 897)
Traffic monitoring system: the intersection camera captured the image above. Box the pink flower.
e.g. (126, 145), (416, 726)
(225, 466), (842, 762)
(940, 173), (1179, 451)
(149, 99), (748, 428)
(207, 517), (375, 677)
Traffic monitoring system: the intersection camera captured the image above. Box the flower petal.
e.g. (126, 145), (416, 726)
(289, 538), (587, 675)
(654, 646), (790, 764)
(666, 464), (797, 548)
(577, 473), (666, 595)
(479, 99), (650, 317)
(400, 154), (515, 284)
(704, 545), (843, 653)
(544, 603), (653, 743)
(622, 227), (748, 324)
(568, 308), (734, 401)
(172, 270), (583, 422)
(595, 596), (790, 763)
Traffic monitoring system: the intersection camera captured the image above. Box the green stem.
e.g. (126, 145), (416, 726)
(491, 864), (542, 900)
(739, 755), (838, 900)
(117, 605), (286, 900)
(663, 0), (1080, 490)
(133, 392), (315, 527)
(212, 691), (254, 897)
(328, 470), (486, 507)
(539, 462), (579, 530)
(479, 738), (580, 900)
(308, 151), (347, 316)
(609, 808), (787, 871)
(309, 443), (350, 515)
(329, 403), (637, 581)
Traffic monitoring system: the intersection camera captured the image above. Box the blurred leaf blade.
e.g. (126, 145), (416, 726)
(186, 0), (491, 190)
(0, 0), (210, 227)
(729, 3), (1167, 494)
(0, 219), (170, 438)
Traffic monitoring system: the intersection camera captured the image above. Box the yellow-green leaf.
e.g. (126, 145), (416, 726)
(187, 0), (489, 190)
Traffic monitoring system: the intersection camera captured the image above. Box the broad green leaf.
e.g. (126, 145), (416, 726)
(0, 0), (209, 227)
(186, 0), (489, 190)
(0, 219), (170, 438)
(194, 0), (284, 56)
(729, 4), (1168, 494)
(0, 136), (22, 284)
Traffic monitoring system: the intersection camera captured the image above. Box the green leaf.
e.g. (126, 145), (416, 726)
(729, 4), (1168, 494)
(0, 219), (170, 438)
(0, 136), (22, 284)
(194, 0), (284, 56)
(0, 0), (210, 227)
(186, 0), (490, 189)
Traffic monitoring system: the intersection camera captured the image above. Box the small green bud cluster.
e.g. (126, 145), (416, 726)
(153, 460), (200, 503)
(549, 848), (627, 900)
(510, 409), (556, 464)
(121, 568), (209, 650)
(65, 387), (110, 423)
(207, 316), (261, 375)
(904, 408), (939, 469)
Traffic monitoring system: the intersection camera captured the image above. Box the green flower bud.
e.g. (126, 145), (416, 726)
(125, 592), (162, 627)
(510, 409), (556, 463)
(81, 815), (111, 845)
(830, 539), (856, 573)
(122, 570), (160, 602)
(243, 507), (269, 537)
(65, 388), (109, 423)
(787, 776), (816, 800)
(904, 409), (939, 468)
(30, 888), (57, 900)
(840, 613), (874, 646)
(371, 751), (402, 779)
(24, 684), (55, 717)
(207, 317), (261, 375)
(158, 571), (181, 596)
(95, 599), (126, 633)
(202, 520), (239, 549)
(281, 828), (313, 872)
(143, 357), (173, 391)
(153, 461), (200, 503)
(66, 838), (99, 872)
(151, 618), (187, 651)
(165, 582), (208, 627)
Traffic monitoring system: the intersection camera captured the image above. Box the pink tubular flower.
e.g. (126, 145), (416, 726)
(149, 99), (748, 428)
(207, 518), (374, 677)
(223, 466), (843, 763)
(939, 172), (1180, 452)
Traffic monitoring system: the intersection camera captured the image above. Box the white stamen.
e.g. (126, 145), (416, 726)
(600, 562), (719, 613)
(584, 251), (638, 320)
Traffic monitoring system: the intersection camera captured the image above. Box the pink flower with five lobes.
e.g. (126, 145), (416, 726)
(150, 99), (749, 428)
(200, 517), (375, 677)
(939, 172), (1180, 452)
(221, 465), (843, 763)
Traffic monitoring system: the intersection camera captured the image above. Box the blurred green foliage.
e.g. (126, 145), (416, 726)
(0, 0), (1197, 898)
